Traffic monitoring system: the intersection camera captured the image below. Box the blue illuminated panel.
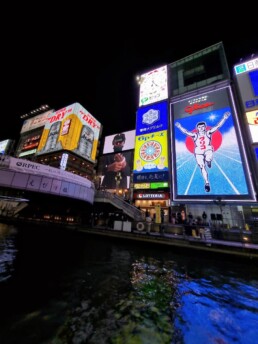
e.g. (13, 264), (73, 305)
(136, 101), (168, 136)
(255, 147), (258, 160)
(249, 70), (258, 97)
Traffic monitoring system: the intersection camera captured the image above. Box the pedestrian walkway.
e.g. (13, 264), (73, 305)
(81, 224), (258, 261)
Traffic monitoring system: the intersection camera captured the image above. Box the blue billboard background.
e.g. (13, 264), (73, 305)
(174, 107), (250, 197)
(136, 101), (168, 136)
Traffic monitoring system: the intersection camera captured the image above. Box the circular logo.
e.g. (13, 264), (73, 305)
(139, 140), (162, 161)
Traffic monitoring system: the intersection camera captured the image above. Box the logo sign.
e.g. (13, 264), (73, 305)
(138, 193), (166, 199)
(234, 58), (258, 75)
(139, 65), (168, 107)
(142, 109), (160, 125)
(136, 101), (168, 136)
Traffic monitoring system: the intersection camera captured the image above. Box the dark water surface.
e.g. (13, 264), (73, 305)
(0, 222), (258, 344)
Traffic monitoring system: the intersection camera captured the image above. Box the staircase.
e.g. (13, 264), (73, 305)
(94, 190), (145, 221)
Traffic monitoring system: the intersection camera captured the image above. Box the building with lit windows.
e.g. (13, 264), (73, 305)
(133, 42), (258, 232)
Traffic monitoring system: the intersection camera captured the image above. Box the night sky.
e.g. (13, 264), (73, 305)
(1, 12), (257, 143)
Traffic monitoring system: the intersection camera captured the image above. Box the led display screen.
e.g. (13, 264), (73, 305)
(150, 182), (168, 189)
(36, 103), (101, 163)
(138, 65), (168, 107)
(171, 86), (256, 202)
(98, 151), (133, 190)
(102, 130), (135, 154)
(246, 109), (258, 143)
(16, 129), (43, 158)
(136, 100), (168, 136)
(249, 69), (258, 97)
(133, 130), (169, 183)
(234, 58), (258, 75)
(0, 139), (11, 154)
(234, 59), (258, 112)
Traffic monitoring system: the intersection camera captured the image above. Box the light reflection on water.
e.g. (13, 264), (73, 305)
(0, 222), (258, 344)
(0, 223), (17, 282)
(175, 273), (258, 344)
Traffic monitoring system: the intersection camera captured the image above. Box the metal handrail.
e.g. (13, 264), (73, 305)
(94, 190), (145, 221)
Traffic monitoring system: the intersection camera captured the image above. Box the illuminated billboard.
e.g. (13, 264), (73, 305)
(171, 86), (256, 202)
(133, 130), (169, 183)
(136, 100), (168, 136)
(246, 109), (258, 143)
(98, 151), (133, 190)
(234, 58), (258, 144)
(138, 65), (168, 107)
(20, 110), (53, 134)
(102, 130), (135, 154)
(234, 58), (258, 75)
(0, 139), (13, 155)
(17, 131), (42, 157)
(36, 103), (101, 163)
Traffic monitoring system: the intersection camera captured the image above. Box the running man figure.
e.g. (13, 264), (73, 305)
(175, 111), (231, 192)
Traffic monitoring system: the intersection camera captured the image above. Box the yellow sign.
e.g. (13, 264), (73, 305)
(134, 183), (150, 189)
(133, 130), (168, 172)
(36, 103), (101, 163)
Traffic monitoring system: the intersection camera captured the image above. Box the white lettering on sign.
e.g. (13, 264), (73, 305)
(138, 193), (165, 199)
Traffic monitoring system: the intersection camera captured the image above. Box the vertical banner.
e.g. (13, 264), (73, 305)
(155, 204), (161, 224)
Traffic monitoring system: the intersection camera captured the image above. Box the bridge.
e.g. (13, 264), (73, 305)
(0, 155), (144, 221)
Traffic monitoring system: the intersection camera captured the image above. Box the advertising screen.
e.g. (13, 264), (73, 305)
(171, 86), (256, 202)
(234, 58), (258, 112)
(246, 109), (258, 143)
(102, 130), (135, 154)
(133, 130), (169, 183)
(139, 65), (168, 107)
(98, 151), (133, 190)
(0, 139), (11, 154)
(136, 100), (168, 136)
(20, 110), (53, 134)
(17, 132), (42, 157)
(249, 69), (258, 96)
(36, 103), (101, 163)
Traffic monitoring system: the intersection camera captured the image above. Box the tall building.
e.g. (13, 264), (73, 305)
(15, 102), (103, 181)
(133, 42), (258, 228)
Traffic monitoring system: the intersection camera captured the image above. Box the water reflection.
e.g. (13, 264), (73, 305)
(0, 223), (17, 282)
(175, 267), (258, 344)
(0, 223), (258, 344)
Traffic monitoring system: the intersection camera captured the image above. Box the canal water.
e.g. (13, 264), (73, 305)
(0, 221), (258, 344)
